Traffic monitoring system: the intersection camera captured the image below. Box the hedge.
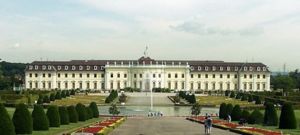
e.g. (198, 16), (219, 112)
(241, 110), (250, 122)
(43, 95), (50, 103)
(231, 105), (242, 121)
(55, 91), (61, 100)
(76, 103), (87, 121)
(219, 103), (227, 119)
(263, 102), (278, 126)
(105, 90), (118, 103)
(32, 105), (49, 130)
(12, 103), (33, 134)
(50, 93), (55, 101)
(229, 92), (235, 98)
(225, 103), (233, 117)
(279, 103), (297, 129)
(67, 105), (78, 123)
(0, 103), (15, 135)
(59, 106), (69, 125)
(47, 105), (60, 127)
(248, 109), (263, 124)
(89, 102), (99, 118)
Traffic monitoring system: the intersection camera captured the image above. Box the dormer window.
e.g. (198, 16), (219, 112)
(72, 66), (76, 70)
(263, 67), (266, 71)
(198, 66), (201, 71)
(64, 66), (68, 70)
(249, 67), (253, 71)
(227, 66), (230, 71)
(35, 65), (38, 70)
(244, 67), (248, 71)
(257, 67), (261, 71)
(235, 67), (239, 71)
(94, 66), (97, 70)
(79, 66), (83, 70)
(48, 66), (51, 70)
(212, 66), (216, 71)
(42, 65), (46, 70)
(57, 66), (61, 70)
(29, 66), (33, 70)
(205, 66), (209, 71)
(86, 66), (90, 70)
(101, 66), (105, 70)
(191, 66), (194, 71)
(220, 67), (223, 71)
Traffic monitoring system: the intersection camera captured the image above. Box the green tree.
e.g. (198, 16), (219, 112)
(59, 106), (69, 125)
(248, 109), (263, 124)
(86, 107), (93, 119)
(32, 105), (49, 130)
(55, 91), (62, 99)
(264, 102), (278, 126)
(241, 110), (250, 122)
(231, 105), (242, 121)
(50, 93), (55, 101)
(109, 104), (120, 116)
(12, 103), (33, 134)
(76, 103), (87, 121)
(43, 95), (50, 103)
(61, 90), (66, 98)
(229, 92), (235, 98)
(225, 103), (233, 116)
(67, 105), (78, 123)
(248, 95), (253, 102)
(191, 103), (201, 116)
(37, 94), (44, 104)
(255, 96), (262, 104)
(219, 103), (227, 119)
(0, 103), (15, 135)
(47, 105), (60, 127)
(89, 102), (99, 118)
(279, 103), (297, 129)
(273, 75), (296, 95)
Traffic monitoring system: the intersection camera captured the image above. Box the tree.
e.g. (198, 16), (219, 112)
(191, 103), (201, 116)
(32, 105), (49, 130)
(86, 107), (93, 119)
(119, 93), (127, 103)
(50, 93), (55, 101)
(279, 103), (297, 129)
(289, 69), (300, 89)
(47, 105), (60, 127)
(241, 94), (248, 101)
(273, 75), (296, 95)
(43, 95), (50, 103)
(219, 103), (227, 119)
(61, 90), (66, 98)
(66, 90), (70, 97)
(109, 104), (120, 116)
(37, 94), (44, 104)
(89, 102), (99, 118)
(0, 103), (15, 135)
(76, 103), (87, 121)
(55, 91), (62, 99)
(231, 105), (242, 121)
(255, 96), (262, 104)
(248, 95), (253, 102)
(225, 90), (230, 97)
(58, 106), (69, 125)
(241, 110), (250, 122)
(264, 102), (278, 126)
(67, 105), (78, 123)
(12, 103), (33, 134)
(229, 92), (235, 98)
(225, 103), (233, 117)
(248, 109), (263, 124)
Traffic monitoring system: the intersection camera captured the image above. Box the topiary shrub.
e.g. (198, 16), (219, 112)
(248, 109), (263, 124)
(264, 102), (278, 126)
(241, 110), (250, 122)
(255, 96), (262, 104)
(231, 105), (242, 121)
(76, 103), (87, 121)
(61, 91), (66, 98)
(86, 107), (93, 119)
(37, 95), (44, 104)
(66, 90), (70, 97)
(58, 106), (69, 125)
(32, 105), (49, 131)
(55, 91), (61, 100)
(47, 105), (60, 127)
(70, 89), (76, 95)
(50, 93), (55, 101)
(225, 103), (233, 116)
(279, 103), (297, 129)
(12, 103), (33, 134)
(225, 90), (230, 97)
(241, 94), (248, 101)
(229, 92), (235, 98)
(248, 95), (253, 102)
(43, 95), (50, 103)
(0, 103), (15, 135)
(219, 103), (227, 119)
(67, 105), (78, 123)
(89, 102), (99, 118)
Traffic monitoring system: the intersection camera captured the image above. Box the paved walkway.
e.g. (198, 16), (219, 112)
(109, 117), (237, 135)
(126, 92), (175, 106)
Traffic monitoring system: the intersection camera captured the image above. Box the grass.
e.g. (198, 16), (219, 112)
(6, 107), (103, 135)
(197, 96), (259, 107)
(50, 95), (106, 106)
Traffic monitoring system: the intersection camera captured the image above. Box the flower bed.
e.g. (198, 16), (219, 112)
(187, 116), (281, 135)
(74, 117), (125, 135)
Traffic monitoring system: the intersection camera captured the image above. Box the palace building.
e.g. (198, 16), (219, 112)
(25, 56), (271, 91)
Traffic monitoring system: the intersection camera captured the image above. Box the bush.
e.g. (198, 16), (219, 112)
(241, 94), (248, 101)
(67, 105), (78, 123)
(225, 103), (233, 116)
(12, 103), (33, 134)
(248, 109), (263, 124)
(43, 95), (50, 103)
(47, 105), (60, 127)
(225, 90), (230, 97)
(37, 95), (44, 104)
(0, 103), (15, 135)
(105, 90), (118, 103)
(248, 95), (253, 102)
(229, 92), (235, 98)
(66, 90), (70, 97)
(70, 89), (76, 95)
(86, 107), (93, 119)
(231, 105), (242, 121)
(241, 110), (250, 122)
(263, 102), (278, 126)
(58, 106), (69, 125)
(50, 93), (55, 101)
(279, 103), (297, 129)
(219, 103), (227, 119)
(76, 103), (87, 121)
(61, 91), (66, 98)
(32, 105), (49, 130)
(255, 96), (262, 104)
(55, 91), (61, 100)
(89, 102), (99, 118)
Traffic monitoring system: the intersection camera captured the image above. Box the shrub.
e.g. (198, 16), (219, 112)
(225, 90), (230, 97)
(12, 103), (33, 134)
(89, 102), (99, 118)
(0, 103), (15, 135)
(76, 103), (87, 121)
(55, 91), (61, 100)
(229, 92), (235, 98)
(66, 90), (70, 97)
(37, 95), (44, 104)
(263, 102), (278, 126)
(32, 105), (49, 130)
(43, 95), (50, 103)
(255, 96), (262, 104)
(225, 103), (233, 116)
(109, 104), (120, 116)
(241, 94), (248, 101)
(105, 90), (118, 103)
(241, 110), (250, 122)
(235, 93), (241, 99)
(86, 107), (93, 119)
(50, 93), (55, 101)
(61, 91), (66, 98)
(248, 109), (263, 124)
(219, 103), (227, 119)
(58, 106), (69, 125)
(70, 89), (76, 95)
(47, 105), (60, 127)
(231, 105), (242, 121)
(191, 103), (201, 116)
(279, 103), (297, 129)
(67, 105), (78, 123)
(248, 95), (253, 102)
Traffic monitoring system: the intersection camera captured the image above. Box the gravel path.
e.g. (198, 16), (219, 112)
(126, 92), (174, 106)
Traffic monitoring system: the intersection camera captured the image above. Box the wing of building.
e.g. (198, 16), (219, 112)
(24, 57), (270, 91)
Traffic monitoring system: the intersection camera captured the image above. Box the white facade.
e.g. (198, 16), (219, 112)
(25, 57), (271, 91)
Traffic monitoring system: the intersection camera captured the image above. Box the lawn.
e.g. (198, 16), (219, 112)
(197, 96), (259, 107)
(50, 95), (106, 106)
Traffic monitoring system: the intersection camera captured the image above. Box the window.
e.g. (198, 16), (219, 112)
(212, 74), (215, 78)
(227, 83), (230, 90)
(79, 73), (82, 78)
(35, 73), (38, 77)
(94, 74), (97, 78)
(48, 82), (51, 89)
(263, 75), (266, 79)
(29, 73), (32, 77)
(65, 74), (68, 78)
(198, 83), (201, 89)
(87, 82), (90, 89)
(263, 83), (266, 90)
(48, 66), (51, 70)
(72, 73), (75, 78)
(94, 66), (97, 70)
(227, 74), (230, 78)
(219, 83), (223, 90)
(72, 66), (76, 70)
(86, 66), (90, 70)
(168, 82), (171, 89)
(57, 66), (61, 70)
(244, 74), (247, 79)
(58, 82), (61, 89)
(153, 82), (156, 88)
(198, 74), (201, 78)
(190, 82), (194, 90)
(205, 74), (208, 78)
(117, 82), (120, 89)
(244, 83), (247, 90)
(257, 67), (261, 71)
(101, 82), (105, 89)
(227, 66), (230, 71)
(48, 74), (51, 78)
(220, 74), (223, 78)
(134, 74), (137, 78)
(79, 66), (83, 70)
(117, 73), (120, 78)
(244, 67), (248, 71)
(140, 74), (143, 78)
(153, 74), (156, 78)
(249, 83), (253, 90)
(101, 74), (104, 78)
(43, 73), (45, 78)
(205, 83), (208, 90)
(35, 65), (39, 70)
(191, 74), (193, 78)
(212, 66), (216, 71)
(257, 75), (260, 79)
(182, 74), (184, 78)
(181, 82), (185, 89)
(65, 82), (68, 89)
(249, 67), (253, 71)
(175, 73), (178, 78)
(58, 73), (60, 78)
(159, 74), (161, 78)
(198, 66), (202, 71)
(168, 74), (171, 78)
(234, 74), (237, 78)
(212, 83), (215, 90)
(42, 65), (46, 70)
(43, 82), (46, 88)
(87, 74), (90, 78)
(29, 82), (32, 88)
(79, 82), (82, 89)
(175, 82), (178, 89)
(111, 73), (113, 78)
(220, 67), (223, 71)
(257, 83), (260, 90)
(65, 66), (68, 70)
(250, 74), (253, 79)
(235, 67), (238, 71)
(205, 66), (208, 71)
(124, 74), (127, 78)
(263, 67), (266, 71)
(134, 81), (137, 88)
(94, 82), (97, 89)
(29, 66), (33, 70)
(111, 82), (114, 89)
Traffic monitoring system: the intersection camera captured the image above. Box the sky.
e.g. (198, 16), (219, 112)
(0, 0), (299, 72)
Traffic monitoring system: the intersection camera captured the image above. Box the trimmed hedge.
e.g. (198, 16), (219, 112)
(12, 103), (33, 134)
(37, 95), (44, 104)
(229, 92), (235, 98)
(32, 105), (49, 130)
(225, 103), (233, 116)
(86, 107), (93, 119)
(279, 103), (297, 129)
(43, 95), (50, 103)
(231, 105), (242, 121)
(59, 106), (69, 125)
(219, 103), (227, 119)
(248, 109), (263, 124)
(0, 103), (15, 135)
(55, 91), (61, 100)
(50, 93), (55, 101)
(263, 102), (278, 126)
(241, 110), (250, 122)
(76, 103), (87, 121)
(47, 105), (60, 127)
(67, 105), (78, 123)
(89, 102), (99, 118)
(105, 90), (118, 103)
